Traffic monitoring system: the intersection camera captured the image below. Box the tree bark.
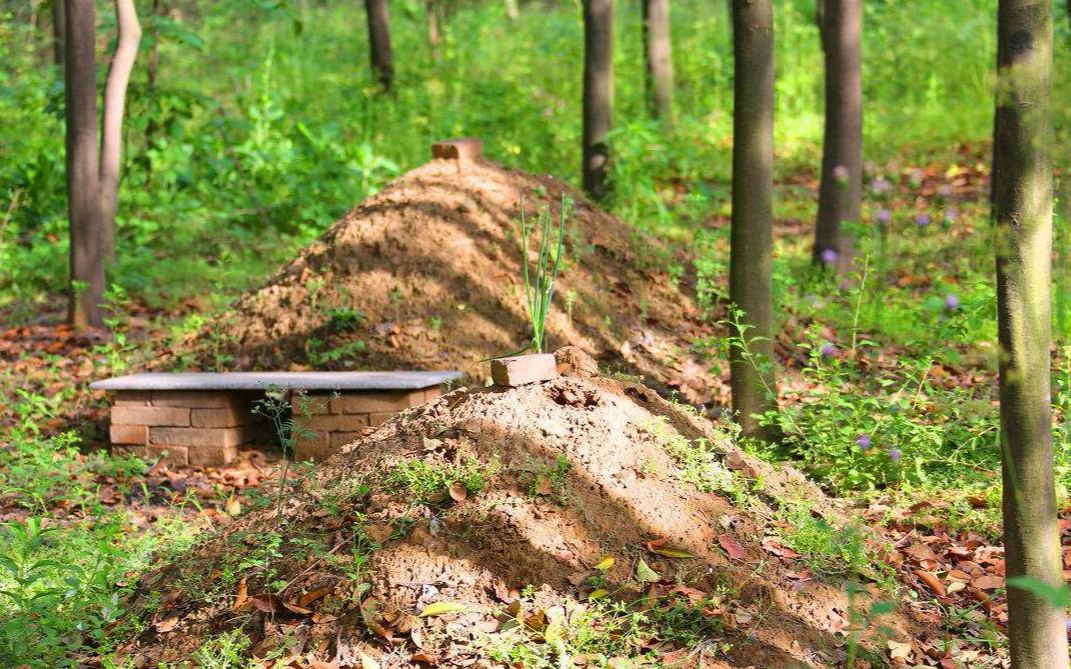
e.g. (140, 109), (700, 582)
(52, 0), (66, 70)
(813, 0), (860, 272)
(993, 3), (1068, 668)
(582, 0), (613, 200)
(100, 0), (142, 266)
(729, 0), (777, 442)
(425, 0), (441, 61)
(364, 0), (394, 91)
(65, 0), (105, 329)
(504, 0), (519, 21)
(642, 0), (673, 130)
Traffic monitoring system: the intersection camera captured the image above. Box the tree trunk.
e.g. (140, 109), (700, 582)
(425, 0), (441, 61)
(582, 0), (612, 200)
(642, 0), (673, 130)
(145, 0), (162, 157)
(65, 0), (104, 329)
(729, 0), (777, 441)
(813, 0), (860, 272)
(52, 0), (66, 69)
(364, 0), (393, 91)
(993, 3), (1068, 668)
(504, 0), (519, 21)
(100, 0), (142, 266)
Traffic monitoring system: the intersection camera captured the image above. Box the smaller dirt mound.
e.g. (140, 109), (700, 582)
(184, 153), (716, 402)
(119, 349), (912, 668)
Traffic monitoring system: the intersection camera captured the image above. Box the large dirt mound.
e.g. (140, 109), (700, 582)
(187, 154), (716, 401)
(119, 349), (913, 668)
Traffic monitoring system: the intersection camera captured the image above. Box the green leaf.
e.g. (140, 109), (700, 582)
(587, 588), (609, 600)
(419, 601), (467, 617)
(635, 559), (661, 583)
(1006, 576), (1071, 608)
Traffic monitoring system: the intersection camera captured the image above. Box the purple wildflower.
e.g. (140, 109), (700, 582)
(888, 448), (902, 462)
(856, 435), (872, 451)
(820, 343), (836, 359)
(915, 213), (931, 228)
(874, 208), (891, 225)
(871, 177), (892, 195)
(820, 248), (838, 266)
(944, 294), (960, 310)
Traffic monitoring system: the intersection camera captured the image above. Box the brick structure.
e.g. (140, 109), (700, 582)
(290, 386), (443, 462)
(105, 390), (266, 466)
(91, 371), (460, 466)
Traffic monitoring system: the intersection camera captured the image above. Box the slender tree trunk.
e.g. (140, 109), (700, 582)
(52, 0), (66, 70)
(100, 0), (142, 266)
(582, 0), (613, 200)
(993, 3), (1068, 668)
(145, 0), (162, 160)
(364, 0), (393, 91)
(425, 0), (441, 61)
(65, 0), (104, 329)
(812, 0), (860, 272)
(729, 0), (777, 441)
(642, 0), (673, 130)
(504, 0), (519, 21)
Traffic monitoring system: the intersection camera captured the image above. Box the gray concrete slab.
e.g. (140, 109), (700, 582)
(91, 371), (461, 392)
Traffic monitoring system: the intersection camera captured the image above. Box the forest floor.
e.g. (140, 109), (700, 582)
(5, 146), (1070, 668)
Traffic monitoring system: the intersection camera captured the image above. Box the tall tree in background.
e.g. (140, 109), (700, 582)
(582, 0), (613, 200)
(52, 0), (65, 69)
(364, 0), (394, 90)
(65, 0), (104, 328)
(101, 0), (142, 264)
(425, 0), (442, 61)
(729, 0), (777, 440)
(642, 0), (673, 129)
(992, 2), (1068, 668)
(64, 0), (141, 328)
(812, 0), (860, 271)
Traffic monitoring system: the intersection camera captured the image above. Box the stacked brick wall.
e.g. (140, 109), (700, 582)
(291, 387), (443, 461)
(110, 390), (264, 465)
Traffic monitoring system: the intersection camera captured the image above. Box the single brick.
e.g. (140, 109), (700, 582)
(191, 407), (252, 428)
(110, 423), (148, 445)
(114, 390), (152, 405)
(112, 405), (191, 427)
(431, 138), (483, 162)
(146, 444), (189, 466)
(152, 391), (241, 408)
(368, 412), (394, 427)
(330, 431), (363, 448)
(294, 431), (331, 462)
(149, 426), (245, 448)
(188, 444), (239, 466)
(303, 414), (371, 432)
(331, 392), (413, 414)
(490, 354), (558, 387)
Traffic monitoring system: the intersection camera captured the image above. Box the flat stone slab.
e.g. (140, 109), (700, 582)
(91, 371), (461, 392)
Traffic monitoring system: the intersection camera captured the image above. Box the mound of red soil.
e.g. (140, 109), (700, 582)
(184, 153), (717, 402)
(119, 349), (913, 668)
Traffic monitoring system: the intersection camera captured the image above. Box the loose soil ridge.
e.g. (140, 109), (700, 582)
(185, 155), (716, 401)
(119, 349), (912, 668)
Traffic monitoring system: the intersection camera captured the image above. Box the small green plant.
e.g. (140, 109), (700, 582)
(776, 502), (896, 590)
(516, 192), (571, 353)
(253, 386), (322, 511)
(525, 453), (572, 502)
(325, 306), (364, 333)
(383, 457), (489, 503)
